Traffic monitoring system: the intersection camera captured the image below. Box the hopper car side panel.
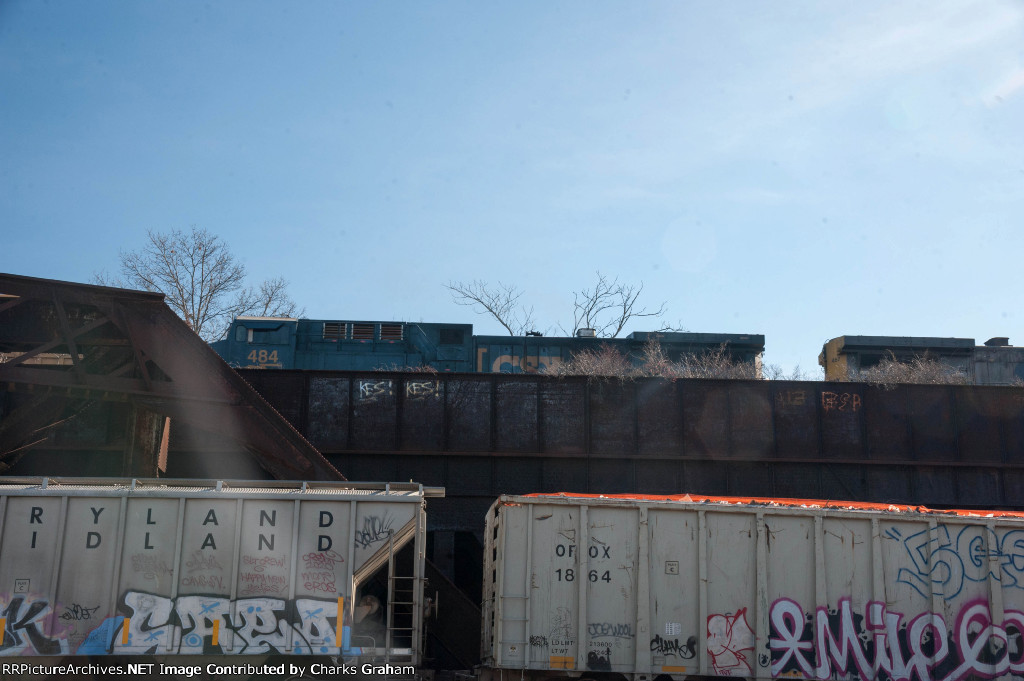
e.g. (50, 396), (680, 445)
(484, 494), (1024, 681)
(0, 479), (430, 660)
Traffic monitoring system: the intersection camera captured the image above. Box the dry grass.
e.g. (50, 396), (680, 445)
(544, 343), (635, 377)
(847, 352), (969, 389)
(544, 339), (761, 379)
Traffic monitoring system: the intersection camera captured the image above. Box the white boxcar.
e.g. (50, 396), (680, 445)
(482, 493), (1024, 681)
(0, 477), (441, 661)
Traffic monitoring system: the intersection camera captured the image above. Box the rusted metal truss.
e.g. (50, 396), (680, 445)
(0, 273), (343, 481)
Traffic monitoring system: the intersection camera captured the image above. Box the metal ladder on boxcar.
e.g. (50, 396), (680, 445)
(385, 530), (419, 665)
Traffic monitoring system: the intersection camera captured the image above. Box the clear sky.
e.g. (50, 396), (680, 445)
(3, 1), (1023, 373)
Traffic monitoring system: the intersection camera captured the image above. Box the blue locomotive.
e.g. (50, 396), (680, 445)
(210, 317), (765, 374)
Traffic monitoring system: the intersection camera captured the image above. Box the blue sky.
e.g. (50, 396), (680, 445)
(3, 1), (1023, 373)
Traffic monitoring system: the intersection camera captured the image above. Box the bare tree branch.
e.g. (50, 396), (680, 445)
(235, 277), (303, 319)
(447, 272), (674, 339)
(95, 226), (304, 341)
(444, 280), (536, 336)
(566, 272), (667, 338)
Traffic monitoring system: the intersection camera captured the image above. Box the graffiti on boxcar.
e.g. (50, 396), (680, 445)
(60, 603), (100, 622)
(302, 550), (345, 570)
(550, 607), (573, 639)
(237, 554), (287, 596)
(587, 646), (612, 670)
(707, 608), (755, 676)
(73, 591), (343, 655)
(130, 552), (173, 581)
(300, 550), (344, 595)
(354, 513), (394, 550)
(548, 607), (575, 657)
(768, 596), (1024, 681)
(649, 633), (697, 659)
(222, 596), (338, 654)
(301, 571), (336, 594)
(588, 622), (633, 639)
(887, 524), (1024, 600)
(0, 596), (69, 655)
(179, 574), (227, 590)
(239, 573), (286, 595)
(185, 550), (223, 573)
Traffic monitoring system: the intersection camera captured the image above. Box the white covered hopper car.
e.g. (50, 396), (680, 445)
(482, 492), (1024, 681)
(0, 477), (441, 664)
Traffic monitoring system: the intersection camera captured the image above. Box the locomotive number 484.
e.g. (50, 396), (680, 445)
(247, 349), (279, 363)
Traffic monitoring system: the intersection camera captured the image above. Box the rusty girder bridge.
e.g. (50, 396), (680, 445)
(0, 273), (341, 481)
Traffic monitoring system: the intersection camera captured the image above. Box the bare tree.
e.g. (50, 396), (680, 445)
(444, 280), (536, 336)
(236, 276), (302, 319)
(445, 272), (675, 338)
(567, 272), (669, 338)
(96, 227), (302, 341)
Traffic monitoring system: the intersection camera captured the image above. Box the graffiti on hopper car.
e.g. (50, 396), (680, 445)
(354, 513), (394, 549)
(587, 622), (633, 639)
(707, 609), (755, 676)
(769, 597), (1024, 681)
(0, 596), (69, 655)
(130, 553), (173, 581)
(60, 603), (101, 622)
(887, 524), (1024, 600)
(0, 592), (348, 656)
(650, 633), (697, 659)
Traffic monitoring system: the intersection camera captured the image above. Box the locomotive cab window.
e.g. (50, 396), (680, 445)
(250, 325), (288, 345)
(234, 325), (247, 342)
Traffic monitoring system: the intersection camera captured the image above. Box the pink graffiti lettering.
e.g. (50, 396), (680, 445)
(301, 571), (336, 594)
(769, 597), (1024, 681)
(179, 574), (225, 590)
(945, 602), (1007, 680)
(302, 550), (345, 570)
(814, 598), (873, 679)
(241, 554), (285, 573)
